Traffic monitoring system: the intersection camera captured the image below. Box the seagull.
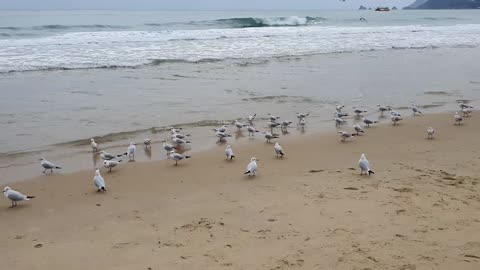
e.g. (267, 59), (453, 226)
(390, 111), (402, 117)
(363, 117), (377, 127)
(267, 120), (281, 130)
(99, 151), (124, 160)
(354, 109), (367, 116)
(299, 118), (306, 129)
(335, 117), (345, 127)
(358, 153), (374, 175)
(335, 112), (349, 118)
(281, 121), (293, 129)
(39, 157), (62, 174)
(234, 120), (247, 130)
(103, 159), (122, 172)
(353, 124), (365, 135)
(244, 157), (258, 176)
(163, 142), (177, 154)
(338, 131), (355, 142)
(172, 137), (191, 146)
(216, 131), (232, 140)
(296, 113), (309, 120)
(377, 105), (392, 115)
(171, 132), (189, 140)
(127, 142), (136, 161)
(168, 151), (191, 166)
(90, 138), (99, 152)
(459, 102), (473, 110)
(144, 139), (152, 148)
(263, 132), (279, 143)
(462, 108), (472, 117)
(391, 115), (403, 125)
(247, 125), (259, 137)
(274, 142), (284, 158)
(426, 127), (435, 139)
(454, 112), (463, 125)
(335, 104), (345, 112)
(3, 187), (35, 208)
(411, 104), (422, 116)
(93, 169), (106, 192)
(213, 125), (228, 133)
(225, 145), (235, 160)
(248, 114), (256, 125)
(267, 114), (280, 122)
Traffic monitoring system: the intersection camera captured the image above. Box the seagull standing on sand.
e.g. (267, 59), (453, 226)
(247, 125), (259, 137)
(336, 104), (345, 112)
(338, 131), (355, 142)
(299, 118), (306, 129)
(104, 160), (122, 172)
(296, 113), (309, 122)
(461, 108), (472, 117)
(363, 117), (377, 128)
(216, 131), (232, 141)
(335, 112), (349, 118)
(281, 120), (293, 129)
(127, 142), (136, 161)
(225, 145), (235, 160)
(274, 142), (284, 158)
(213, 125), (228, 133)
(171, 131), (189, 139)
(391, 114), (403, 125)
(99, 150), (123, 160)
(358, 153), (374, 175)
(263, 132), (278, 143)
(354, 109), (367, 117)
(267, 120), (281, 131)
(40, 157), (62, 174)
(353, 124), (365, 135)
(3, 187), (35, 208)
(234, 120), (247, 130)
(244, 157), (258, 176)
(267, 114), (280, 122)
(411, 104), (422, 116)
(90, 138), (99, 152)
(426, 127), (435, 139)
(168, 151), (191, 166)
(248, 114), (256, 125)
(163, 142), (177, 155)
(172, 137), (191, 146)
(459, 103), (473, 110)
(454, 112), (463, 125)
(144, 139), (152, 148)
(93, 169), (106, 192)
(377, 105), (391, 115)
(335, 117), (345, 127)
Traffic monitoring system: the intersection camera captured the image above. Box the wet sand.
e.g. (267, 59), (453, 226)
(1, 111), (479, 270)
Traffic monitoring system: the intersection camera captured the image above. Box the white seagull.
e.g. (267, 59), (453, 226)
(244, 157), (258, 176)
(358, 153), (374, 175)
(296, 113), (310, 120)
(454, 112), (463, 125)
(281, 120), (293, 129)
(377, 104), (391, 115)
(299, 118), (306, 129)
(461, 108), (472, 117)
(163, 142), (177, 154)
(353, 124), (365, 135)
(3, 187), (35, 208)
(338, 131), (355, 142)
(99, 150), (123, 160)
(263, 132), (279, 143)
(274, 142), (284, 158)
(216, 131), (232, 140)
(90, 138), (99, 153)
(363, 117), (377, 127)
(213, 125), (228, 133)
(247, 125), (259, 137)
(354, 109), (367, 116)
(144, 139), (152, 148)
(172, 137), (191, 146)
(335, 104), (345, 112)
(391, 115), (403, 125)
(426, 127), (435, 139)
(225, 145), (235, 160)
(93, 169), (106, 192)
(103, 159), (122, 172)
(267, 114), (280, 122)
(248, 114), (256, 125)
(267, 120), (281, 130)
(234, 120), (247, 130)
(459, 103), (473, 110)
(127, 142), (136, 161)
(411, 104), (422, 116)
(168, 151), (191, 166)
(40, 157), (62, 174)
(335, 117), (345, 127)
(335, 112), (349, 118)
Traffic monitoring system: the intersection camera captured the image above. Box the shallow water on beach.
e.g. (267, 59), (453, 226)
(1, 46), (480, 183)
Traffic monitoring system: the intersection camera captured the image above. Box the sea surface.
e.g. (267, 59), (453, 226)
(1, 10), (480, 182)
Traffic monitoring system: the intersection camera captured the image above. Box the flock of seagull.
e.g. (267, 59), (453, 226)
(3, 102), (475, 208)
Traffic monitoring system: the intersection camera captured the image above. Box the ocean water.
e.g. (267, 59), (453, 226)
(1, 10), (480, 182)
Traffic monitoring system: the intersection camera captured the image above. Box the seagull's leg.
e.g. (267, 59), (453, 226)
(11, 201), (14, 208)
(175, 160), (178, 166)
(51, 168), (53, 173)
(43, 168), (46, 174)
(109, 167), (112, 173)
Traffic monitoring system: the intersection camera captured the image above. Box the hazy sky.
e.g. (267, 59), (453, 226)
(0, 0), (414, 10)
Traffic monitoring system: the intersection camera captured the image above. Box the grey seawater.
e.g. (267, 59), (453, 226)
(1, 46), (480, 183)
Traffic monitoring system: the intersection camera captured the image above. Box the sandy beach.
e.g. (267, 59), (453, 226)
(1, 111), (479, 270)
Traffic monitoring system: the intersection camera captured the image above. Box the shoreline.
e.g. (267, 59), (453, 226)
(1, 111), (479, 269)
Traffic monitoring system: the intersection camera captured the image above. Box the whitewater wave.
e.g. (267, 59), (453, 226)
(212, 16), (326, 28)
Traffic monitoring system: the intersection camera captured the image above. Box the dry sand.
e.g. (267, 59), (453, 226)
(1, 112), (479, 270)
